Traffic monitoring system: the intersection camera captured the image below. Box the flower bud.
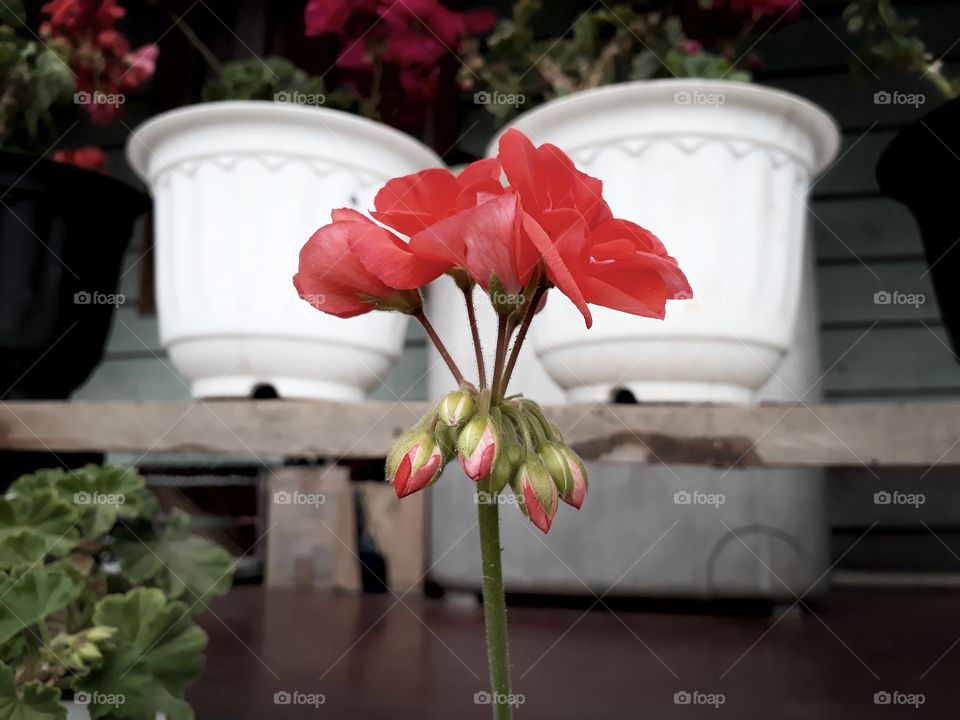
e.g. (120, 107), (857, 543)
(541, 442), (588, 509)
(514, 456), (557, 533)
(438, 390), (476, 428)
(458, 415), (499, 482)
(387, 431), (443, 498)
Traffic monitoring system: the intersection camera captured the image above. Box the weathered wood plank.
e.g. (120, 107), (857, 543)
(0, 400), (958, 468)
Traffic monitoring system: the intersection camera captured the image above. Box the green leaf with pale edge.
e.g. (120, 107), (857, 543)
(0, 489), (79, 564)
(10, 466), (145, 539)
(114, 511), (234, 610)
(0, 663), (64, 720)
(0, 532), (49, 570)
(73, 589), (206, 720)
(0, 566), (83, 643)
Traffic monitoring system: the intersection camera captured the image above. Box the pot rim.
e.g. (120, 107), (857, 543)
(489, 79), (841, 174)
(125, 100), (443, 181)
(0, 148), (148, 212)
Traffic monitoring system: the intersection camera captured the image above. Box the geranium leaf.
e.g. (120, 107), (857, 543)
(113, 511), (234, 611)
(0, 532), (50, 570)
(0, 566), (83, 643)
(73, 589), (207, 720)
(0, 490), (79, 563)
(0, 662), (64, 720)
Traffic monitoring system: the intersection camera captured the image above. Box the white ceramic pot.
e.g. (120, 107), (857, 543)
(127, 101), (443, 400)
(489, 79), (840, 403)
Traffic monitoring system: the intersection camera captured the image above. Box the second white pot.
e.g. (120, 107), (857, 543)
(127, 101), (443, 400)
(489, 79), (840, 403)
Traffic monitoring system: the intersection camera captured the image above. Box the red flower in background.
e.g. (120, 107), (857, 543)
(304, 0), (494, 101)
(51, 146), (106, 173)
(41, 0), (158, 125)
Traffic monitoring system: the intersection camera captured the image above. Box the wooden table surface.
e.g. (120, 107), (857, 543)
(188, 587), (959, 718)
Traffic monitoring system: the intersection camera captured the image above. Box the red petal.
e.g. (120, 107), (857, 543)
(521, 213), (592, 328)
(371, 168), (460, 235)
(344, 214), (450, 289)
(461, 192), (523, 293)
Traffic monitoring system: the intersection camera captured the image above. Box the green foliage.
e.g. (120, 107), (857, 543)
(0, 465), (235, 720)
(461, 0), (753, 124)
(201, 56), (362, 114)
(843, 0), (958, 97)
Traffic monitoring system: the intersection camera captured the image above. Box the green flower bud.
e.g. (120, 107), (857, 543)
(438, 390), (476, 428)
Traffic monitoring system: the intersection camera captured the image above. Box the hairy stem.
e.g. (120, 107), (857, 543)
(478, 500), (513, 720)
(415, 311), (466, 386)
(489, 316), (509, 401)
(464, 287), (487, 389)
(499, 287), (547, 398)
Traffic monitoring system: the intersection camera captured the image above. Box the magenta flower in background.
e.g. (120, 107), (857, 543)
(304, 0), (495, 100)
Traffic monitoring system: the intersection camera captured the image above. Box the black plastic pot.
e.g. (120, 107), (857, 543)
(0, 150), (149, 399)
(876, 96), (960, 357)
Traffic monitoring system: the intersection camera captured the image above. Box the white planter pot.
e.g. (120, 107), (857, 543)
(489, 79), (840, 403)
(127, 101), (443, 400)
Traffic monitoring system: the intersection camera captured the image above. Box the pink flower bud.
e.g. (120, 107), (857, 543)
(388, 434), (443, 499)
(516, 457), (557, 533)
(458, 415), (499, 482)
(541, 442), (588, 509)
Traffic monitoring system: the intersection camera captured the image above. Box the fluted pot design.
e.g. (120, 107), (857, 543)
(489, 80), (840, 403)
(127, 101), (443, 399)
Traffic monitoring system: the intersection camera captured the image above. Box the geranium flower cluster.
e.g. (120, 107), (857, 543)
(304, 0), (495, 100)
(41, 0), (158, 124)
(294, 129), (691, 533)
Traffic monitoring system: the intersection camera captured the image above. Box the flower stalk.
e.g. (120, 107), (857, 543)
(477, 498), (513, 720)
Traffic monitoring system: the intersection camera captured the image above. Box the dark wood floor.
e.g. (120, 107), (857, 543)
(190, 587), (959, 718)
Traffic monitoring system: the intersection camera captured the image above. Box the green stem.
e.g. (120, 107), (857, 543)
(464, 286), (487, 389)
(477, 500), (513, 720)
